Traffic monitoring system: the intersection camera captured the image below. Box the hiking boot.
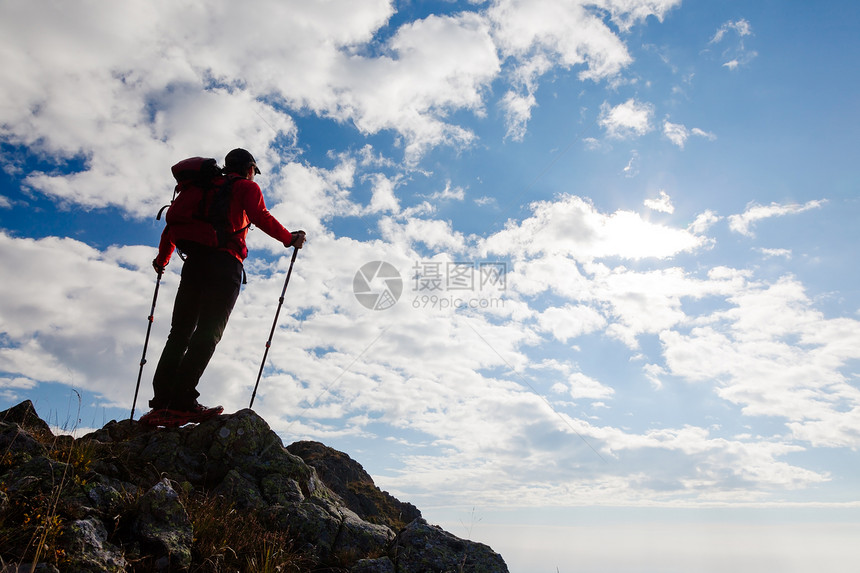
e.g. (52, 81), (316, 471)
(139, 403), (223, 428)
(139, 408), (191, 428)
(177, 401), (223, 418)
(179, 401), (210, 414)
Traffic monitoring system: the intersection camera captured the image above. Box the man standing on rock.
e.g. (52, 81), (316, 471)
(140, 148), (305, 427)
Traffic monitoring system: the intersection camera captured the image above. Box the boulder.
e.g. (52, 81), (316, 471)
(62, 518), (128, 572)
(288, 440), (422, 530)
(0, 401), (509, 572)
(391, 518), (510, 573)
(132, 479), (193, 571)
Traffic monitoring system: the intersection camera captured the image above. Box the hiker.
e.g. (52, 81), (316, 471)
(141, 148), (305, 425)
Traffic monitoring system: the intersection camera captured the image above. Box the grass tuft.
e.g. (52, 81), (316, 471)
(182, 491), (309, 573)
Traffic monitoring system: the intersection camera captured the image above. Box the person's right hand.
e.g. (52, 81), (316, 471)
(289, 230), (306, 249)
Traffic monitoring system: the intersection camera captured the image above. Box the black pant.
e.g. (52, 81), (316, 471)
(150, 248), (243, 410)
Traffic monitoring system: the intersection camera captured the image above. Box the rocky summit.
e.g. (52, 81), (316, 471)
(0, 400), (508, 572)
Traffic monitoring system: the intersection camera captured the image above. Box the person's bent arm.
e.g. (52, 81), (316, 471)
(240, 181), (302, 247)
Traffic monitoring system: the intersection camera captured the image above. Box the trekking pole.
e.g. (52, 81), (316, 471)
(130, 270), (163, 420)
(250, 246), (299, 409)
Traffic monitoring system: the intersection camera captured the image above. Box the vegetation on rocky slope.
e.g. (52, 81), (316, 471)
(0, 401), (508, 572)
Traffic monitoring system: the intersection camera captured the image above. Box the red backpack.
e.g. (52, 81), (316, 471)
(157, 157), (249, 257)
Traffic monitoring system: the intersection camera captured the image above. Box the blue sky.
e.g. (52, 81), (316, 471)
(1, 1), (859, 571)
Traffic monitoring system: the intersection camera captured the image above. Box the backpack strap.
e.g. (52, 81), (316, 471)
(208, 178), (251, 248)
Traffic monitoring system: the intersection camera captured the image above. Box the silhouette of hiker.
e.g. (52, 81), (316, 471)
(141, 148), (305, 426)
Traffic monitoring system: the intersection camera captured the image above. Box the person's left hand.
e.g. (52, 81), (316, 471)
(289, 230), (306, 249)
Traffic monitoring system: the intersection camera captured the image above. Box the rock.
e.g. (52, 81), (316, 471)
(288, 440), (422, 530)
(132, 479), (192, 571)
(2, 456), (72, 498)
(0, 423), (47, 462)
(61, 518), (128, 572)
(83, 418), (141, 443)
(260, 472), (305, 505)
(391, 518), (509, 573)
(211, 468), (266, 509)
(0, 401), (509, 572)
(351, 556), (396, 572)
(80, 474), (136, 517)
(0, 400), (54, 440)
(267, 499), (343, 560)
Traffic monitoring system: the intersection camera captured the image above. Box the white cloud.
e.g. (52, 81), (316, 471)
(642, 363), (666, 390)
(600, 99), (655, 139)
(623, 150), (640, 177)
(482, 194), (706, 261)
(0, 376), (37, 389)
(500, 249), (737, 351)
(595, 265), (723, 347)
(378, 216), (467, 252)
(536, 304), (607, 342)
(500, 90), (537, 141)
(711, 19), (753, 44)
(422, 181), (466, 202)
(663, 120), (689, 147)
(595, 0), (683, 32)
(758, 248), (792, 259)
(0, 233), (166, 400)
(367, 173), (402, 215)
(256, 155), (367, 248)
(542, 359), (616, 402)
(728, 200), (826, 237)
(566, 371), (615, 401)
(0, 1), (502, 215)
(488, 0), (680, 135)
(691, 127), (717, 141)
(644, 190), (674, 214)
(689, 210), (722, 234)
(583, 137), (604, 151)
(332, 12), (501, 162)
(710, 18), (757, 70)
(0, 376), (38, 405)
(664, 120), (716, 148)
(1, 207), (851, 508)
(489, 0), (632, 79)
(606, 426), (828, 491)
(661, 276), (860, 448)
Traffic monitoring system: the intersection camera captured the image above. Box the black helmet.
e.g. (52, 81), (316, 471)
(224, 148), (261, 175)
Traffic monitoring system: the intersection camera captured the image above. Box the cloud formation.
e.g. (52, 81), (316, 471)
(644, 190), (675, 214)
(728, 200), (826, 237)
(663, 120), (717, 148)
(1, 1), (857, 521)
(710, 18), (757, 70)
(599, 99), (655, 139)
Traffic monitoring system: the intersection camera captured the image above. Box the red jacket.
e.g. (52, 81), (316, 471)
(156, 177), (295, 266)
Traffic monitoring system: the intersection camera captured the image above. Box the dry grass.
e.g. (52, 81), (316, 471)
(182, 491), (310, 573)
